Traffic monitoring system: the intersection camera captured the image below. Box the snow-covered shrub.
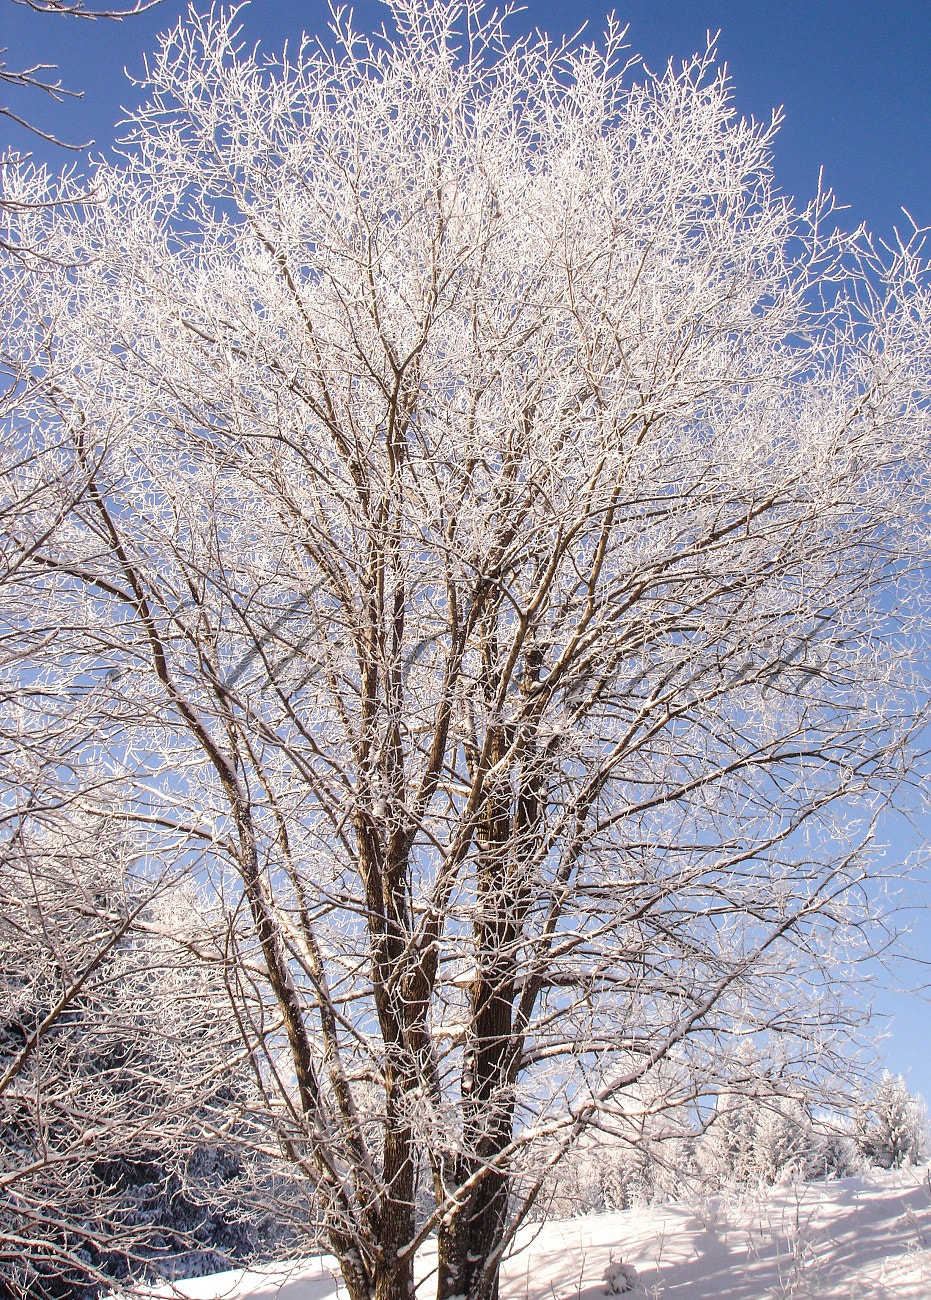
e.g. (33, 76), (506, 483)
(855, 1072), (927, 1169)
(603, 1259), (640, 1294)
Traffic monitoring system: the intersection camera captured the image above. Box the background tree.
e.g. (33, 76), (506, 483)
(0, 810), (280, 1297)
(855, 1072), (927, 1171)
(3, 3), (931, 1299)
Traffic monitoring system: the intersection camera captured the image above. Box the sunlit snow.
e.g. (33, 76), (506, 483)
(142, 1165), (931, 1299)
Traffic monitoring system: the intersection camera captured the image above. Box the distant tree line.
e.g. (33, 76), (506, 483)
(541, 1070), (927, 1218)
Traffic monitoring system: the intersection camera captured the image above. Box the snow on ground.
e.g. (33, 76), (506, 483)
(145, 1166), (931, 1300)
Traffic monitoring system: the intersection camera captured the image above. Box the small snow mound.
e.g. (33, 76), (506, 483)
(602, 1260), (639, 1294)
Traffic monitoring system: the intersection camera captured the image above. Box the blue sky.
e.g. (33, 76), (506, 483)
(5, 0), (931, 241)
(4, 0), (931, 1103)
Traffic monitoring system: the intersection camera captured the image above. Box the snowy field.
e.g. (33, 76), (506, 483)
(146, 1166), (931, 1300)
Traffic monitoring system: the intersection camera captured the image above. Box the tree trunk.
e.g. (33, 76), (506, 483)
(436, 720), (520, 1300)
(435, 1163), (511, 1300)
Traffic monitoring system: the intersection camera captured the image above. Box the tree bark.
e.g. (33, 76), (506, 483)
(436, 717), (523, 1300)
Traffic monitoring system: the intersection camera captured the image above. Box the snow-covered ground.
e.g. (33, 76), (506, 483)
(147, 1166), (931, 1299)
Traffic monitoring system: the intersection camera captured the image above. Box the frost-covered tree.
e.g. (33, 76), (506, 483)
(0, 814), (278, 1296)
(1, 250), (281, 1296)
(695, 1092), (825, 1190)
(751, 1100), (820, 1187)
(856, 1072), (927, 1170)
(695, 1094), (758, 1190)
(538, 1105), (693, 1216)
(3, 2), (931, 1298)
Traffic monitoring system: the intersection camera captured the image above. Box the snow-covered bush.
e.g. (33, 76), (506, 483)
(855, 1072), (927, 1170)
(602, 1259), (640, 1294)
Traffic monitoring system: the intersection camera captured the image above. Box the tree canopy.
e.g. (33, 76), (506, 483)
(2, 3), (931, 1297)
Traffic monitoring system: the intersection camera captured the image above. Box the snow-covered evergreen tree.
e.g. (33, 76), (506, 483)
(855, 1072), (927, 1170)
(750, 1099), (819, 1186)
(695, 1095), (758, 1189)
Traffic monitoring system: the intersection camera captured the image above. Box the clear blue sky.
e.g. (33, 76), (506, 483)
(4, 0), (931, 1103)
(5, 0), (931, 241)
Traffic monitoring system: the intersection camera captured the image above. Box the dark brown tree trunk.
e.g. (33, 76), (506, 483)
(435, 714), (523, 1300)
(434, 967), (516, 1300)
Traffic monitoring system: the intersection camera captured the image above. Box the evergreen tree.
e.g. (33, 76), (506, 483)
(856, 1072), (926, 1170)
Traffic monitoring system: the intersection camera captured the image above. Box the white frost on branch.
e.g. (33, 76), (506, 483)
(2, 1), (931, 1297)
